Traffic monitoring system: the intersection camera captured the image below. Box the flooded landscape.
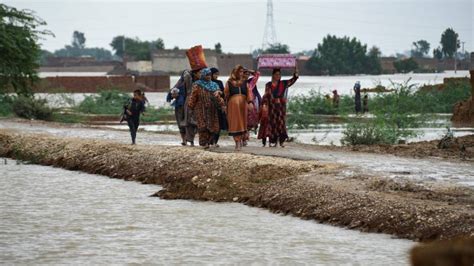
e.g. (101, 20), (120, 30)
(2, 0), (473, 264)
(38, 71), (471, 108)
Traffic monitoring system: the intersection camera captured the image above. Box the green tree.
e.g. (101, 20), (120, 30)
(411, 40), (430, 57)
(306, 35), (380, 75)
(433, 47), (443, 60)
(440, 28), (460, 58)
(366, 46), (382, 75)
(154, 38), (165, 50)
(72, 30), (86, 49)
(393, 58), (419, 73)
(48, 31), (114, 61)
(263, 43), (290, 54)
(0, 4), (52, 96)
(215, 42), (222, 54)
(110, 36), (163, 60)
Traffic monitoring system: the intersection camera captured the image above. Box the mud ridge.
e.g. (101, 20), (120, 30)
(0, 129), (473, 241)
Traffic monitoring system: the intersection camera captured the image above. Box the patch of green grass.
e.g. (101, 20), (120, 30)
(51, 112), (85, 123)
(77, 90), (130, 114)
(141, 107), (174, 123)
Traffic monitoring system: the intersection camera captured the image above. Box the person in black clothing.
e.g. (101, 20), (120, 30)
(211, 67), (227, 147)
(354, 81), (362, 114)
(125, 89), (145, 145)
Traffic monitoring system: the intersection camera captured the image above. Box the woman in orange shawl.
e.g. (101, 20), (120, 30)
(224, 65), (259, 151)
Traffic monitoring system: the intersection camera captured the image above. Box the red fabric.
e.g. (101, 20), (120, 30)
(186, 45), (208, 71)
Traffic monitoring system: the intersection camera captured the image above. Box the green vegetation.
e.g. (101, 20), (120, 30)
(0, 95), (15, 116)
(51, 112), (85, 124)
(0, 3), (51, 96)
(214, 42), (223, 54)
(77, 90), (130, 114)
(341, 82), (423, 145)
(440, 28), (460, 58)
(341, 122), (401, 145)
(11, 96), (53, 120)
(141, 107), (173, 123)
(411, 40), (430, 58)
(110, 36), (165, 60)
(288, 79), (471, 120)
(76, 90), (173, 122)
(306, 35), (382, 75)
(393, 58), (419, 73)
(288, 79), (471, 144)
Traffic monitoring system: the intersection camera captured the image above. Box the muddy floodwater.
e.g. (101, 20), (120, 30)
(0, 158), (414, 264)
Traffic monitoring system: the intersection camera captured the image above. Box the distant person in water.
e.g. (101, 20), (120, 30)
(124, 89), (145, 145)
(363, 94), (369, 113)
(332, 90), (340, 108)
(353, 81), (362, 113)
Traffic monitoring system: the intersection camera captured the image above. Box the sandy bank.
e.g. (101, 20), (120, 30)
(0, 129), (473, 241)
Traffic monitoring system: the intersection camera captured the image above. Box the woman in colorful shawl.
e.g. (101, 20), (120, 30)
(242, 69), (262, 147)
(210, 67), (227, 147)
(188, 68), (226, 149)
(224, 65), (259, 151)
(257, 68), (298, 147)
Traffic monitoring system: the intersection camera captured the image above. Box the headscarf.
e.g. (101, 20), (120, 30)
(210, 67), (224, 91)
(194, 67), (219, 92)
(210, 67), (219, 75)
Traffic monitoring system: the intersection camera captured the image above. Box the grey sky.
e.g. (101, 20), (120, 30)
(5, 0), (473, 56)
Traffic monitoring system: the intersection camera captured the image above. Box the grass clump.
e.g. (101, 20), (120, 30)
(77, 90), (130, 114)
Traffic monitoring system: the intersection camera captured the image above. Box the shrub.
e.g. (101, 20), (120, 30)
(0, 94), (14, 116)
(77, 90), (130, 114)
(341, 122), (398, 145)
(12, 95), (53, 120)
(393, 58), (419, 73)
(341, 82), (422, 145)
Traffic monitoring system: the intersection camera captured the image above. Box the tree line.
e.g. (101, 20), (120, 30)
(40, 26), (466, 76)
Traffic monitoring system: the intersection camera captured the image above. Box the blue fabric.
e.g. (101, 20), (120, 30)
(194, 67), (219, 92)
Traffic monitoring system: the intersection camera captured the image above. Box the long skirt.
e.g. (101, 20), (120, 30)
(175, 106), (186, 134)
(227, 95), (247, 137)
(355, 95), (362, 113)
(247, 104), (259, 131)
(258, 102), (288, 144)
(198, 129), (213, 146)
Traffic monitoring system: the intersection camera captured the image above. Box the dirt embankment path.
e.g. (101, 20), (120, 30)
(1, 129), (473, 242)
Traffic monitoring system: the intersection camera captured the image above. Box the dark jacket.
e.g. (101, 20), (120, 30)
(126, 98), (145, 120)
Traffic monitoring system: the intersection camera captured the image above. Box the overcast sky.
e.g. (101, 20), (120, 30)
(5, 0), (473, 56)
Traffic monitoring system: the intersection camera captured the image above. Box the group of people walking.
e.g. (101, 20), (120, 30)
(167, 65), (299, 151)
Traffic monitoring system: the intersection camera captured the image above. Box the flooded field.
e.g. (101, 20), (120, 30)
(0, 158), (414, 264)
(38, 71), (470, 108)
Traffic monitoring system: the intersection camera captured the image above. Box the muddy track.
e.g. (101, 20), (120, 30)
(1, 129), (473, 241)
